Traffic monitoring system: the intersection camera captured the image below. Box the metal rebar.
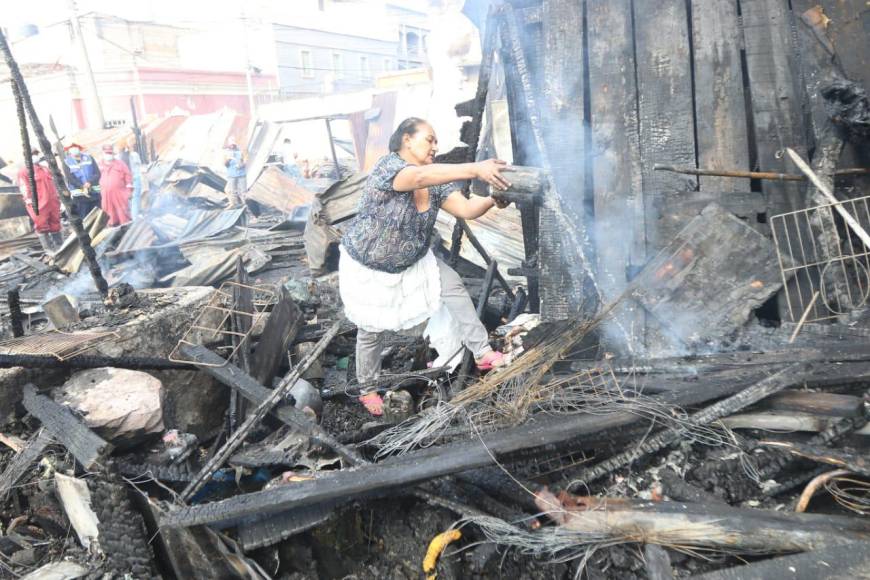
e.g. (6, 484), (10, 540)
(654, 164), (870, 182)
(0, 28), (109, 299)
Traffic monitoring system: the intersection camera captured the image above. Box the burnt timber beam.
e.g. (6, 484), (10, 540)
(161, 376), (782, 529)
(250, 285), (302, 387)
(22, 384), (111, 470)
(568, 363), (808, 486)
(691, 541), (870, 580)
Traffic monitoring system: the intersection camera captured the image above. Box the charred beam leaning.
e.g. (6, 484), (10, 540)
(180, 319), (345, 501)
(568, 363), (808, 487)
(22, 384), (111, 470)
(0, 29), (109, 298)
(0, 428), (51, 503)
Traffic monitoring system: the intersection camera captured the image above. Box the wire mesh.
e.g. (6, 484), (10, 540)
(168, 281), (276, 367)
(771, 194), (870, 322)
(0, 330), (120, 361)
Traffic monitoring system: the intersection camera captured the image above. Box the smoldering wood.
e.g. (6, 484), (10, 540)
(179, 344), (363, 466)
(627, 204), (789, 345)
(180, 319), (344, 501)
(22, 384), (111, 470)
(502, 4), (591, 321)
(587, 0), (645, 354)
(250, 285), (302, 387)
(161, 378), (784, 529)
(690, 541), (870, 580)
(657, 468), (728, 506)
(568, 363), (808, 486)
(0, 429), (51, 503)
(541, 497), (870, 554)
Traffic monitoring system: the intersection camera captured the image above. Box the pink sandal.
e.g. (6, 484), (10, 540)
(475, 350), (507, 371)
(359, 392), (384, 416)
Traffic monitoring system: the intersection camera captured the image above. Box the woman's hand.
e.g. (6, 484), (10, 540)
(475, 159), (511, 191)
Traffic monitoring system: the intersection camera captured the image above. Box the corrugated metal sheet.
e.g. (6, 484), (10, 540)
(435, 206), (525, 282)
(246, 166), (314, 213)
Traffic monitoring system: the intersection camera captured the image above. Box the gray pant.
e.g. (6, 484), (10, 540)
(226, 175), (247, 206)
(355, 258), (491, 390)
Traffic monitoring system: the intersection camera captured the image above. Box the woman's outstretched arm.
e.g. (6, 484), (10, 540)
(393, 159), (512, 192)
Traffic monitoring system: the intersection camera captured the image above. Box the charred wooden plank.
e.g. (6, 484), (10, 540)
(588, 0), (645, 354)
(690, 0), (750, 193)
(761, 391), (864, 418)
(691, 541), (870, 580)
(237, 501), (341, 551)
(0, 428), (51, 503)
(741, 0), (807, 216)
(250, 285), (302, 387)
(22, 384), (111, 470)
(627, 204), (786, 345)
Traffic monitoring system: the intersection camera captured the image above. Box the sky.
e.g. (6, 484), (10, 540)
(4, 0), (435, 28)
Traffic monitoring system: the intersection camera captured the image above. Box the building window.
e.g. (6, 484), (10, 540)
(332, 53), (343, 79)
(360, 55), (370, 79)
(301, 50), (314, 78)
(383, 58), (393, 72)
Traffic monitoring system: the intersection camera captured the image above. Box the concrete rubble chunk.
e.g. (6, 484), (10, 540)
(53, 368), (164, 446)
(42, 294), (80, 329)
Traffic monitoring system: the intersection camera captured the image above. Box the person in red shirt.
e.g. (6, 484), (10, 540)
(97, 144), (133, 226)
(17, 150), (63, 253)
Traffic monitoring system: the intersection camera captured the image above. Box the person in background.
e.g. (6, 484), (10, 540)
(223, 140), (247, 207)
(124, 137), (144, 219)
(98, 144), (133, 226)
(339, 117), (511, 416)
(17, 149), (63, 253)
(63, 143), (102, 218)
(280, 137), (302, 180)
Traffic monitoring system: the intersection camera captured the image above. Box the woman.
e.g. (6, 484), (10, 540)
(340, 117), (512, 416)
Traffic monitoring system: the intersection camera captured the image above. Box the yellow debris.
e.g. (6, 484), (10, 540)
(422, 529), (462, 580)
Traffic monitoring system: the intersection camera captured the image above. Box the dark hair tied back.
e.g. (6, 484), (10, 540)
(388, 117), (425, 153)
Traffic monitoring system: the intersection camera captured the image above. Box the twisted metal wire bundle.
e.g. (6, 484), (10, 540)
(826, 474), (870, 515)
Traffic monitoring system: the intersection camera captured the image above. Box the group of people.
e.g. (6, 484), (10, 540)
(16, 138), (144, 254)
